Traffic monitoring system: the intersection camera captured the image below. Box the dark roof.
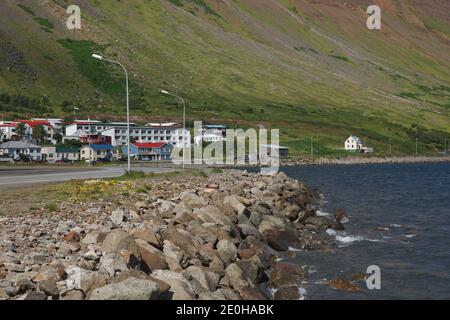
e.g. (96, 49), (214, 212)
(204, 125), (227, 129)
(87, 144), (113, 151)
(0, 141), (41, 149)
(56, 147), (79, 153)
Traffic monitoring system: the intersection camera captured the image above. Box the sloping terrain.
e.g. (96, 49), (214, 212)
(0, 0), (449, 155)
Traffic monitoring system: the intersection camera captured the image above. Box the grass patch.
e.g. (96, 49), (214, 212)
(17, 4), (35, 16)
(45, 202), (58, 212)
(34, 17), (54, 32)
(192, 0), (222, 18)
(57, 38), (125, 96)
(121, 170), (147, 180)
(168, 0), (183, 7)
(329, 54), (350, 62)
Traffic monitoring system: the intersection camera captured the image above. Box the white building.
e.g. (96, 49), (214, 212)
(65, 120), (136, 136)
(66, 120), (190, 148)
(194, 124), (227, 146)
(62, 129), (88, 143)
(0, 122), (18, 141)
(345, 135), (363, 151)
(14, 120), (56, 144)
(32, 118), (63, 134)
(0, 141), (42, 161)
(80, 144), (116, 162)
(194, 133), (226, 146)
(42, 146), (80, 163)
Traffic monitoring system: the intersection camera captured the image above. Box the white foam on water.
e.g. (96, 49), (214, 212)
(390, 224), (402, 228)
(404, 234), (417, 238)
(326, 229), (337, 236)
(335, 234), (383, 245)
(340, 217), (350, 224)
(275, 257), (285, 262)
(335, 235), (366, 243)
(316, 210), (331, 216)
(288, 246), (302, 252)
(308, 265), (317, 274)
(314, 279), (329, 285)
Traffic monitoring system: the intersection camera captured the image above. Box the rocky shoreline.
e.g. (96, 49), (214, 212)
(282, 155), (450, 166)
(0, 170), (347, 300)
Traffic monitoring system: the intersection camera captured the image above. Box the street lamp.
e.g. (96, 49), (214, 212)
(92, 53), (131, 172)
(161, 90), (186, 169)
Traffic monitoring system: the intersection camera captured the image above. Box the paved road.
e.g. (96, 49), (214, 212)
(0, 166), (175, 187)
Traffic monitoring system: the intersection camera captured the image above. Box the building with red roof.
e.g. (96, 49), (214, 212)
(0, 122), (18, 142)
(12, 120), (56, 144)
(121, 142), (173, 161)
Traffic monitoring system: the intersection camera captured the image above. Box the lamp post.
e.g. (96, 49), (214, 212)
(88, 115), (92, 167)
(161, 90), (186, 169)
(92, 54), (131, 172)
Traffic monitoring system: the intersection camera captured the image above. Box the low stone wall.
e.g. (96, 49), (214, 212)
(283, 156), (450, 166)
(0, 170), (347, 300)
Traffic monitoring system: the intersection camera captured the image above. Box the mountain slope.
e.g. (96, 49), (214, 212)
(0, 0), (449, 155)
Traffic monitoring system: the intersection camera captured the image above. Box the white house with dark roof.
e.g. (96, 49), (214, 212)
(0, 141), (42, 160)
(345, 135), (363, 151)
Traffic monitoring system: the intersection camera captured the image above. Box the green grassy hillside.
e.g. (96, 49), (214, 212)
(0, 0), (449, 156)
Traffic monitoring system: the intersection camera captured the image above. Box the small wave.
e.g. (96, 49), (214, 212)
(390, 224), (402, 228)
(404, 234), (417, 238)
(314, 279), (329, 285)
(336, 235), (366, 243)
(316, 210), (331, 216)
(288, 246), (302, 252)
(307, 265), (317, 274)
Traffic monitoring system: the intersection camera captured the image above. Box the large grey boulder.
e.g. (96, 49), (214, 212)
(135, 239), (168, 272)
(101, 230), (140, 258)
(183, 266), (220, 292)
(216, 239), (237, 265)
(88, 277), (160, 300)
(225, 263), (250, 290)
(152, 270), (195, 300)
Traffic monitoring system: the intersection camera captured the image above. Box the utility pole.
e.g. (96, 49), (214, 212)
(92, 54), (130, 172)
(88, 116), (92, 167)
(161, 90), (187, 169)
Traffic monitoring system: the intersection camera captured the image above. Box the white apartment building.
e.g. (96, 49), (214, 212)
(65, 120), (190, 148)
(0, 122), (17, 141)
(32, 118), (64, 134)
